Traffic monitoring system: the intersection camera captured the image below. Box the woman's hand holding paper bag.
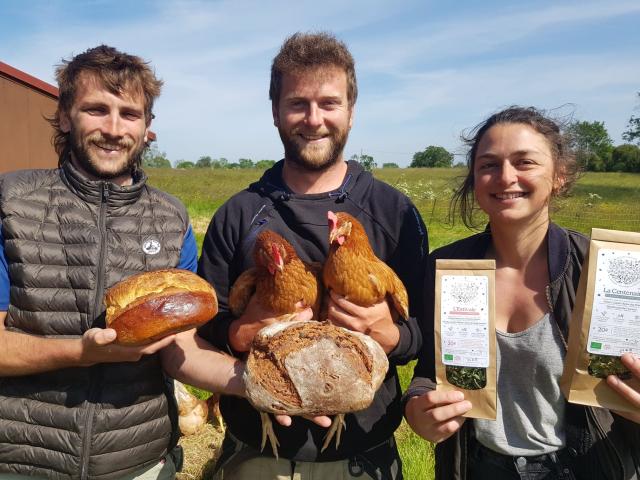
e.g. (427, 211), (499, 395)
(405, 390), (472, 444)
(608, 353), (640, 423)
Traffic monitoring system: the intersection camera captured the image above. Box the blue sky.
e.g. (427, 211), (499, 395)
(2, 0), (639, 167)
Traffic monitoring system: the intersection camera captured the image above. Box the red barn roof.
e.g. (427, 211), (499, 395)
(0, 60), (156, 147)
(0, 61), (58, 98)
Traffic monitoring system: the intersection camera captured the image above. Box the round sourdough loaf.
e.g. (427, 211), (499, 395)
(105, 268), (217, 345)
(244, 321), (388, 416)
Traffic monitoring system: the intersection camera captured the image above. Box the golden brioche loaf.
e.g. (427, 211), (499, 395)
(105, 268), (217, 345)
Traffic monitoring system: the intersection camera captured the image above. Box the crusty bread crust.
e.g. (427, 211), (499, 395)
(105, 269), (217, 345)
(244, 321), (388, 416)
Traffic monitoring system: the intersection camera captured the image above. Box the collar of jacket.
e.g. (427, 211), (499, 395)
(471, 222), (584, 344)
(546, 222), (573, 285)
(250, 159), (369, 204)
(59, 158), (147, 206)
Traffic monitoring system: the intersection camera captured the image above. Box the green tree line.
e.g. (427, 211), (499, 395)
(143, 93), (640, 173)
(142, 147), (279, 170)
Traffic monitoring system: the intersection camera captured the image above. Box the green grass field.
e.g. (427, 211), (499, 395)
(147, 167), (640, 480)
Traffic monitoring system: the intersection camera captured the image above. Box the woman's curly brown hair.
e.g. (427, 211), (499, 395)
(450, 106), (580, 229)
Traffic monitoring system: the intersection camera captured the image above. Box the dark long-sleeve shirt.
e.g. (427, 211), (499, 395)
(198, 160), (428, 461)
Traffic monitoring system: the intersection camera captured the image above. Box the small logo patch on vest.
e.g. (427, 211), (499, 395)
(142, 237), (162, 255)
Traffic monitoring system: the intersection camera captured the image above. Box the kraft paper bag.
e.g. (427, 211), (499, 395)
(561, 228), (640, 412)
(435, 259), (496, 420)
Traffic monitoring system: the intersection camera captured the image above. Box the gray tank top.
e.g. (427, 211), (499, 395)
(474, 313), (566, 455)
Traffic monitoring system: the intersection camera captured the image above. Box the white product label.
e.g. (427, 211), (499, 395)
(587, 248), (640, 356)
(440, 275), (489, 368)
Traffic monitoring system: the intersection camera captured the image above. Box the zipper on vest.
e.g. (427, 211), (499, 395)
(79, 397), (96, 480)
(91, 183), (109, 327)
(81, 183), (109, 479)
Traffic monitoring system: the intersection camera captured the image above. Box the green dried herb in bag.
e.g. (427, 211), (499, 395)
(446, 366), (487, 390)
(588, 354), (631, 379)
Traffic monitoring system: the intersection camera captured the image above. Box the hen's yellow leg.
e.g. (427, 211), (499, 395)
(260, 411), (280, 459)
(321, 413), (346, 452)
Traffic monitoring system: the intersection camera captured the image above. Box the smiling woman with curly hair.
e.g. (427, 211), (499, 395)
(405, 106), (640, 480)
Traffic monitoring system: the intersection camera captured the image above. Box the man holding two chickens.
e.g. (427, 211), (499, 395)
(196, 32), (428, 480)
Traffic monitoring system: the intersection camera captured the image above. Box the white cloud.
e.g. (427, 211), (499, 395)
(356, 0), (640, 71)
(352, 51), (640, 165)
(2, 0), (639, 166)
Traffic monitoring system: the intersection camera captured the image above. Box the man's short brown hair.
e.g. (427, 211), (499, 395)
(50, 45), (163, 162)
(269, 32), (357, 108)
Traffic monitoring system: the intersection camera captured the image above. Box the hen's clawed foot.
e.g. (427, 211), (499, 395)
(321, 413), (346, 452)
(260, 411), (280, 459)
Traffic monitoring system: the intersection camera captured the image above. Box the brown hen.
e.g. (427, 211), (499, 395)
(229, 230), (323, 321)
(323, 211), (409, 320)
(228, 230), (323, 456)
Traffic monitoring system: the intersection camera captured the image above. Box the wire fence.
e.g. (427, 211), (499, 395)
(392, 178), (640, 241)
(153, 168), (640, 250)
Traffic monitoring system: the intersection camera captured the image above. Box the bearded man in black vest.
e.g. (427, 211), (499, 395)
(0, 45), (244, 479)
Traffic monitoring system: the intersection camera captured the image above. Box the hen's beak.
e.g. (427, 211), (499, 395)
(329, 222), (351, 245)
(329, 227), (338, 245)
(328, 211), (352, 245)
(328, 211), (338, 243)
(271, 244), (284, 272)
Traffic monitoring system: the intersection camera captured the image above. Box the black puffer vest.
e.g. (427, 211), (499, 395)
(0, 161), (189, 479)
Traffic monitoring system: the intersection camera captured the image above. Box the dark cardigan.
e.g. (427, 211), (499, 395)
(405, 223), (640, 480)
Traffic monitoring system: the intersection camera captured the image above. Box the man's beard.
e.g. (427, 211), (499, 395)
(278, 125), (349, 172)
(69, 128), (143, 180)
